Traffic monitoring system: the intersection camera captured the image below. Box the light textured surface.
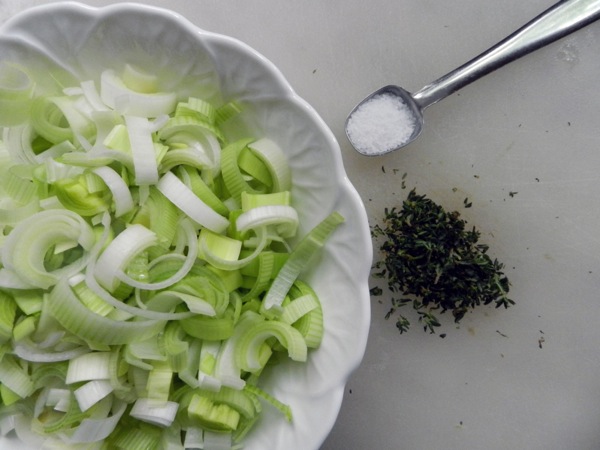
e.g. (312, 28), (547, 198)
(3, 1), (600, 449)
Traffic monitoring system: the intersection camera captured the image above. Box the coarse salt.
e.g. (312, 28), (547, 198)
(346, 92), (416, 155)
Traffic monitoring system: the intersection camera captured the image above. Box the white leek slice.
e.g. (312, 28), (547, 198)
(130, 398), (179, 427)
(36, 140), (78, 163)
(50, 96), (95, 142)
(100, 69), (177, 117)
(236, 205), (299, 238)
(68, 399), (127, 444)
(13, 414), (46, 447)
(183, 426), (204, 449)
(0, 269), (36, 289)
(58, 147), (129, 169)
(149, 113), (170, 132)
(13, 339), (89, 363)
(1, 209), (95, 289)
(80, 79), (110, 112)
(74, 380), (114, 412)
(92, 166), (134, 217)
(45, 388), (71, 412)
(66, 352), (111, 384)
(91, 110), (124, 145)
(94, 224), (157, 292)
(125, 115), (159, 185)
(115, 218), (198, 291)
(157, 171), (229, 233)
(0, 415), (16, 436)
(177, 165), (229, 217)
(247, 138), (292, 192)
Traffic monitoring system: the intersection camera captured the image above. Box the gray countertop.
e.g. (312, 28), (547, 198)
(6, 1), (600, 449)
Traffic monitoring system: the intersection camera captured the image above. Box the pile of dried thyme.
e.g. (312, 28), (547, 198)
(371, 189), (514, 334)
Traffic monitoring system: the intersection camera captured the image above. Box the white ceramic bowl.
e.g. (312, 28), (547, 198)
(0, 2), (372, 449)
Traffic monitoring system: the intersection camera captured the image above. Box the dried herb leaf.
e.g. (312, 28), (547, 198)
(372, 189), (514, 334)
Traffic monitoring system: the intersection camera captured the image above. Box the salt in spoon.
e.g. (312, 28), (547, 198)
(345, 0), (600, 156)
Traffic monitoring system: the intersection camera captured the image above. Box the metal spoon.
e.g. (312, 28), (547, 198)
(346, 0), (600, 156)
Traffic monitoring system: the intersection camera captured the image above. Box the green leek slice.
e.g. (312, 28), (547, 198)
(288, 280), (324, 348)
(48, 279), (166, 345)
(188, 394), (240, 432)
(0, 62), (35, 126)
(263, 211), (344, 311)
(235, 320), (308, 372)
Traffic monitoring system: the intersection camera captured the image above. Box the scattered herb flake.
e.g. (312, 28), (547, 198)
(400, 172), (407, 189)
(370, 286), (383, 296)
(538, 336), (545, 349)
(372, 189), (514, 334)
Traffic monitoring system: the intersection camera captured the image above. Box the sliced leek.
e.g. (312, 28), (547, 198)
(0, 62), (343, 449)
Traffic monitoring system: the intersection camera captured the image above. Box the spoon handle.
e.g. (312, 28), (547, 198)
(412, 0), (600, 109)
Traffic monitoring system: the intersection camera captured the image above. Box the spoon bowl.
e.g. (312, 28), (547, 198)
(345, 85), (423, 156)
(346, 0), (600, 156)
